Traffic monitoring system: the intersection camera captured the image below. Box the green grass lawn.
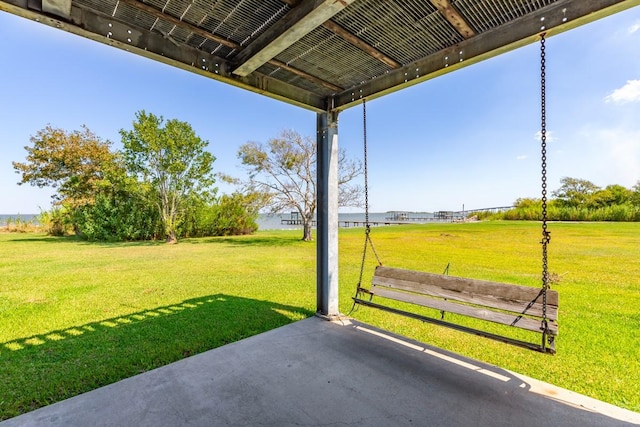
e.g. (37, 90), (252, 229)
(1, 221), (639, 419)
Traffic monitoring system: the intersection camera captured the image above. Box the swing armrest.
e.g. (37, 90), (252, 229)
(357, 287), (374, 295)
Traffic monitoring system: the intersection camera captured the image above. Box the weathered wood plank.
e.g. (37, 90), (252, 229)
(374, 266), (559, 306)
(353, 297), (556, 354)
(372, 276), (558, 319)
(373, 287), (558, 335)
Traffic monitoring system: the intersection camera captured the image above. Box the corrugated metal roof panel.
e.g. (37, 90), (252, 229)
(333, 0), (464, 65)
(455, 0), (556, 33)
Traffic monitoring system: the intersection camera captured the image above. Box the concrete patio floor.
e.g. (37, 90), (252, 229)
(3, 316), (639, 426)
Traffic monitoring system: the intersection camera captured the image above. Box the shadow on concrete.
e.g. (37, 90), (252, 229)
(0, 295), (312, 420)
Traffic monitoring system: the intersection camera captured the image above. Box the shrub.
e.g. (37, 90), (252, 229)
(73, 191), (162, 241)
(38, 208), (72, 236)
(1, 216), (41, 233)
(481, 203), (639, 222)
(180, 193), (258, 237)
(211, 194), (259, 236)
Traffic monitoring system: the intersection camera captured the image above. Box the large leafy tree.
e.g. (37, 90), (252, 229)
(238, 129), (362, 241)
(120, 111), (216, 243)
(551, 177), (601, 207)
(12, 125), (118, 208)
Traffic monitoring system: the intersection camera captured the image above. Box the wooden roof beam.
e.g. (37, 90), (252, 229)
(429, 0), (476, 39)
(232, 0), (356, 77)
(322, 20), (401, 69)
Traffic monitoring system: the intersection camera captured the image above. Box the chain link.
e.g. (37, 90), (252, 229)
(356, 100), (369, 288)
(540, 33), (550, 338)
(356, 100), (382, 291)
(363, 100), (370, 234)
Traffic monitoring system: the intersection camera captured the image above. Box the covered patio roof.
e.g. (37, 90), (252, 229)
(2, 0), (639, 113)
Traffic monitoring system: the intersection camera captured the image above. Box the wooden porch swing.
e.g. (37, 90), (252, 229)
(351, 34), (558, 354)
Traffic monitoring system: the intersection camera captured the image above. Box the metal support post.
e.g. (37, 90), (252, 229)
(316, 111), (340, 317)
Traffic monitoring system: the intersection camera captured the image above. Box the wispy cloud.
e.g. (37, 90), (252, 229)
(534, 130), (555, 142)
(629, 21), (640, 34)
(516, 155), (527, 160)
(604, 80), (640, 104)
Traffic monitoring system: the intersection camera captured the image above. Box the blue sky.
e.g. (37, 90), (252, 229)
(1, 7), (639, 215)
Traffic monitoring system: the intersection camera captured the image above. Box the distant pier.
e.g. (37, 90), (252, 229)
(280, 218), (317, 226)
(280, 206), (514, 228)
(280, 218), (411, 227)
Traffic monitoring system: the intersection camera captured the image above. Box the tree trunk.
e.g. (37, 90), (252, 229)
(163, 198), (178, 244)
(302, 219), (313, 241)
(166, 229), (178, 244)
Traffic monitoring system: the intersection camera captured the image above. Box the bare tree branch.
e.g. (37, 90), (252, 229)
(238, 129), (363, 241)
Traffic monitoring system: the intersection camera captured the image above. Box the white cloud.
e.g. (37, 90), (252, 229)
(516, 155), (527, 160)
(534, 130), (556, 143)
(629, 21), (640, 34)
(604, 80), (640, 104)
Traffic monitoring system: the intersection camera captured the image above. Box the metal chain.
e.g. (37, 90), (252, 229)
(540, 33), (551, 340)
(357, 100), (371, 290)
(362, 100), (382, 266)
(356, 100), (382, 293)
(363, 100), (370, 232)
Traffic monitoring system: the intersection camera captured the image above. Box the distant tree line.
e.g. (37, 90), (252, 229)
(478, 177), (640, 221)
(13, 111), (259, 242)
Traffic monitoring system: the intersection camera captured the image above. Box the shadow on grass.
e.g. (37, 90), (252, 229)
(2, 235), (78, 244)
(5, 234), (307, 248)
(185, 235), (308, 247)
(0, 295), (313, 420)
(4, 235), (163, 247)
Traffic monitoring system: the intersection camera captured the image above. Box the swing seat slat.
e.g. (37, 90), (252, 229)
(354, 266), (558, 352)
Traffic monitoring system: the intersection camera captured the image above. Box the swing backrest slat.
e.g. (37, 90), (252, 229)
(369, 266), (558, 335)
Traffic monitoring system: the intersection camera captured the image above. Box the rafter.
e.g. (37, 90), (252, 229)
(282, 0), (402, 69)
(270, 59), (342, 92)
(322, 20), (401, 69)
(232, 0), (356, 77)
(429, 0), (476, 38)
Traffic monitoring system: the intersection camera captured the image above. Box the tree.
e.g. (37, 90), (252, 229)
(588, 184), (632, 208)
(629, 181), (640, 207)
(238, 129), (363, 241)
(120, 111), (216, 243)
(513, 197), (541, 209)
(13, 125), (118, 208)
(551, 177), (600, 207)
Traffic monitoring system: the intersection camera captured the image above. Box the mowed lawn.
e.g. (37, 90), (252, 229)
(0, 221), (638, 419)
